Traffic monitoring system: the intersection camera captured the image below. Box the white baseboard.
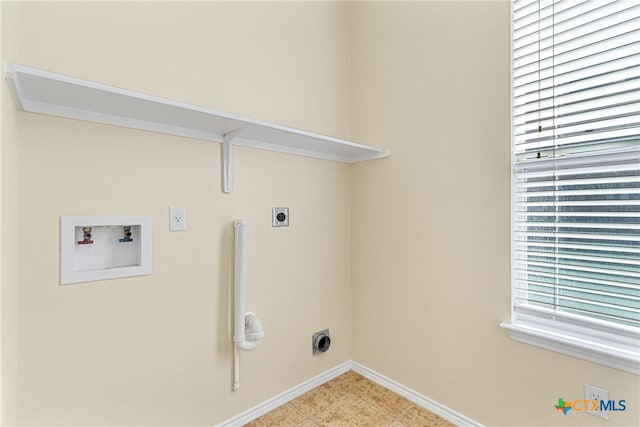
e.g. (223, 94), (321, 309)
(217, 360), (481, 427)
(216, 361), (352, 426)
(350, 362), (483, 427)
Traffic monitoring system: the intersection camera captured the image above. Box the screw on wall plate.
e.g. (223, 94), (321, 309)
(272, 207), (289, 227)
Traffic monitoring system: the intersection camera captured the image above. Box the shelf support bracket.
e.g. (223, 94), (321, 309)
(222, 128), (246, 194)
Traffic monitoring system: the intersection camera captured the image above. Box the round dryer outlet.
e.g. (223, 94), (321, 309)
(312, 329), (331, 355)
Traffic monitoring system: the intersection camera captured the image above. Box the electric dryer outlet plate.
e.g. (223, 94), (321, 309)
(272, 207), (289, 227)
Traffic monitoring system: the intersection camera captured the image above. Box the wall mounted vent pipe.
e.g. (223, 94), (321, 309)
(312, 329), (331, 354)
(233, 220), (264, 390)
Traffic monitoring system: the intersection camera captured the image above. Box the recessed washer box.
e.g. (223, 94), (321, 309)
(60, 216), (152, 285)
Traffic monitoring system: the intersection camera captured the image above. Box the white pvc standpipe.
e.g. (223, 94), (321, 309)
(234, 220), (248, 345)
(233, 220), (264, 391)
(233, 345), (240, 391)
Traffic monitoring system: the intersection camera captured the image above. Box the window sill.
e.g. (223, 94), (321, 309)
(500, 321), (639, 375)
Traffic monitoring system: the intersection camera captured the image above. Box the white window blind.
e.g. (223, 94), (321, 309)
(508, 0), (640, 371)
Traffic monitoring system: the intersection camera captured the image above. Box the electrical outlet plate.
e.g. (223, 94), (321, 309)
(585, 384), (609, 420)
(170, 206), (186, 231)
(272, 207), (289, 227)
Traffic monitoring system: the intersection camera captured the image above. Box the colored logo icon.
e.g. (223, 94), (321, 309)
(555, 397), (572, 415)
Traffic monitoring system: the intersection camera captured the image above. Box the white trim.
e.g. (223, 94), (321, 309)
(216, 362), (352, 427)
(216, 361), (482, 427)
(350, 362), (483, 427)
(500, 321), (640, 375)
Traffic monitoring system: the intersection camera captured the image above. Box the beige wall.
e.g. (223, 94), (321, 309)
(1, 1), (19, 425)
(12, 2), (351, 425)
(351, 2), (639, 426)
(4, 1), (639, 426)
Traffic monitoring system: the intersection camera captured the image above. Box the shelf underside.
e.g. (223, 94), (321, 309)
(5, 63), (388, 164)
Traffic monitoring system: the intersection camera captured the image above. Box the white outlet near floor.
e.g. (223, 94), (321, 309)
(585, 384), (609, 420)
(170, 206), (186, 231)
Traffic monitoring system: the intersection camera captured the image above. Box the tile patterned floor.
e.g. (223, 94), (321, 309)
(244, 371), (455, 427)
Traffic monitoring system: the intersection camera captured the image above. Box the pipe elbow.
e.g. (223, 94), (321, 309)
(234, 312), (264, 351)
(235, 339), (261, 351)
(245, 312), (264, 342)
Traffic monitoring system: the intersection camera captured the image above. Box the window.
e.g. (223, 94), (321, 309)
(502, 0), (640, 374)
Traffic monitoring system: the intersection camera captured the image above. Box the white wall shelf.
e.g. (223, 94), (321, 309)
(4, 63), (388, 193)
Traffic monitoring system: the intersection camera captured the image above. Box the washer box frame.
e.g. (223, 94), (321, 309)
(60, 215), (152, 285)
